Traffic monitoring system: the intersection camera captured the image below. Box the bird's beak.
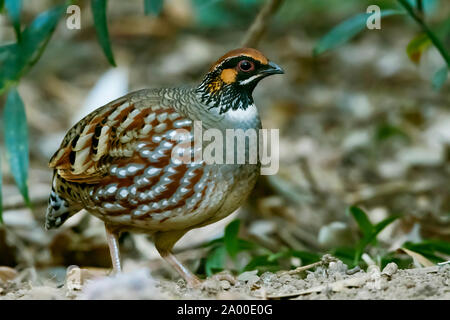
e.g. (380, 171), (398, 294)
(261, 61), (284, 76)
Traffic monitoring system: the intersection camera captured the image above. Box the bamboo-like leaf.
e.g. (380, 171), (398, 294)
(224, 219), (240, 258)
(3, 88), (30, 207)
(144, 0), (164, 16)
(0, 5), (65, 95)
(314, 9), (404, 56)
(5, 0), (22, 40)
(91, 0), (116, 66)
(431, 66), (448, 91)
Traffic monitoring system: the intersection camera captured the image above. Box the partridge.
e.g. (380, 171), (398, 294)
(45, 48), (283, 286)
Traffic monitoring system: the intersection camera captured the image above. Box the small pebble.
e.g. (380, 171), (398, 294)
(220, 280), (231, 290)
(382, 262), (398, 277)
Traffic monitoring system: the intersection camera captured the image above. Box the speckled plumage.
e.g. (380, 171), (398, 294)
(45, 48), (283, 286)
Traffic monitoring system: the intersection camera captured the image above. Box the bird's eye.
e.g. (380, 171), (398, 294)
(238, 60), (254, 72)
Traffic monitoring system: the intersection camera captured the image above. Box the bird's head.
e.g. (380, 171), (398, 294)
(196, 48), (284, 114)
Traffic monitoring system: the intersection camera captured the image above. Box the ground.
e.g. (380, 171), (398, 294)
(0, 1), (449, 301)
(1, 257), (448, 300)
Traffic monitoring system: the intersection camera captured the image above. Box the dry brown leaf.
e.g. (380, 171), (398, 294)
(65, 266), (109, 291)
(0, 266), (18, 282)
(398, 248), (434, 267)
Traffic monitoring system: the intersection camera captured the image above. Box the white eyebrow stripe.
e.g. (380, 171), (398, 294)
(239, 74), (264, 85)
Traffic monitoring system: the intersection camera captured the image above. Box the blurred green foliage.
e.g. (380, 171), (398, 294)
(201, 207), (449, 276)
(144, 0), (164, 16)
(91, 0), (116, 66)
(314, 0), (449, 89)
(3, 89), (30, 208)
(0, 1), (448, 275)
(313, 9), (405, 56)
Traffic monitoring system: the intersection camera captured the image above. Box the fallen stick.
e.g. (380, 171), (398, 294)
(241, 0), (285, 48)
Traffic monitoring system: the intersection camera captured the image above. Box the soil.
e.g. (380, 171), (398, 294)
(1, 258), (448, 300)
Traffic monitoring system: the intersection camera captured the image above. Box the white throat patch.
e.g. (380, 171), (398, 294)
(224, 103), (258, 124)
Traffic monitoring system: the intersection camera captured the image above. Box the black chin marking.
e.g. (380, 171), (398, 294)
(196, 74), (255, 114)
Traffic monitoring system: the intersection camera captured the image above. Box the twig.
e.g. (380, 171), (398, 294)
(255, 272), (369, 299)
(241, 0), (285, 48)
(299, 158), (319, 193)
(282, 254), (337, 276)
(345, 179), (438, 204)
(398, 0), (450, 68)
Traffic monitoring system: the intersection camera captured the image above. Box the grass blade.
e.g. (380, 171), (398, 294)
(3, 88), (30, 207)
(348, 206), (373, 237)
(5, 0), (21, 41)
(314, 9), (404, 56)
(91, 0), (116, 66)
(0, 146), (2, 224)
(0, 5), (65, 94)
(144, 0), (164, 16)
(354, 215), (400, 265)
(373, 215), (399, 236)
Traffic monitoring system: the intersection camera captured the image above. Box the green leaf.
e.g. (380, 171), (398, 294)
(3, 88), (30, 207)
(0, 0), (5, 12)
(290, 250), (321, 265)
(267, 249), (290, 262)
(375, 124), (409, 142)
(0, 5), (65, 95)
(354, 215), (400, 265)
(0, 147), (3, 224)
(243, 255), (279, 273)
(422, 239), (450, 255)
(224, 219), (240, 258)
(405, 0), (440, 14)
(91, 0), (116, 67)
(373, 215), (399, 236)
(5, 0), (22, 41)
(203, 236), (224, 248)
(144, 0), (164, 16)
(314, 9), (404, 56)
(348, 206), (373, 237)
(406, 33), (431, 64)
(205, 245), (227, 276)
(404, 239), (450, 256)
(192, 0), (236, 28)
(431, 66), (448, 91)
(402, 241), (446, 263)
(331, 247), (357, 267)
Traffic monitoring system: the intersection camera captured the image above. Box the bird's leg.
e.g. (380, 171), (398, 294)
(105, 224), (122, 274)
(157, 249), (201, 287)
(154, 230), (201, 287)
